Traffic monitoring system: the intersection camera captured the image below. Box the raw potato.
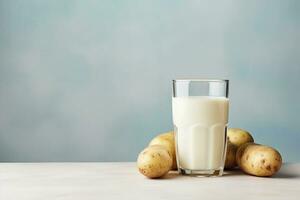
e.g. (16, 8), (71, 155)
(225, 141), (238, 169)
(225, 128), (254, 169)
(236, 143), (282, 177)
(149, 131), (177, 170)
(227, 128), (254, 147)
(137, 145), (172, 178)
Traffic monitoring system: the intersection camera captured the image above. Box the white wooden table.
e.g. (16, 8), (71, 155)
(0, 163), (299, 200)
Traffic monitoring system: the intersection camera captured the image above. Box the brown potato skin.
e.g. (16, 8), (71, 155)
(225, 128), (254, 169)
(137, 145), (172, 178)
(228, 128), (254, 147)
(236, 143), (251, 167)
(149, 131), (177, 170)
(236, 143), (282, 177)
(225, 141), (238, 169)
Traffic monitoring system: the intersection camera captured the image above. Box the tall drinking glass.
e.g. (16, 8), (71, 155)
(172, 79), (229, 176)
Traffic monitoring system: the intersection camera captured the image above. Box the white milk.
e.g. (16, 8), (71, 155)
(172, 96), (229, 170)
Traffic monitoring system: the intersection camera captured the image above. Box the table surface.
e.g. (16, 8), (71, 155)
(0, 162), (299, 200)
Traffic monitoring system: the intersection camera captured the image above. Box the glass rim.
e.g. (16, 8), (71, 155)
(173, 79), (229, 83)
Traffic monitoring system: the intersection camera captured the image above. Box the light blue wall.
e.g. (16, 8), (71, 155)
(0, 0), (299, 162)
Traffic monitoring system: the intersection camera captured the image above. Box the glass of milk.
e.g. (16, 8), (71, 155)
(172, 79), (229, 176)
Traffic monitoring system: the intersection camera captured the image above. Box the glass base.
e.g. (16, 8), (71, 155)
(179, 168), (224, 177)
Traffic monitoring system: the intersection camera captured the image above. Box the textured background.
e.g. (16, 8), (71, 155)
(0, 0), (299, 162)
